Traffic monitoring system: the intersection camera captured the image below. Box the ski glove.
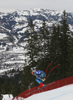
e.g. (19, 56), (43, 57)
(41, 78), (46, 82)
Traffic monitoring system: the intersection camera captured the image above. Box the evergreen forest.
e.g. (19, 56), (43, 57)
(0, 10), (73, 99)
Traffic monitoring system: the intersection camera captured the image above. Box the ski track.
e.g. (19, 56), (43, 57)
(48, 91), (73, 100)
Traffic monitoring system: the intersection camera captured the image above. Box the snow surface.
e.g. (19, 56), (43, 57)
(24, 84), (73, 100)
(2, 94), (13, 100)
(0, 33), (8, 39)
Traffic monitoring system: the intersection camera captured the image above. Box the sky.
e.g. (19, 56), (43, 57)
(0, 0), (73, 12)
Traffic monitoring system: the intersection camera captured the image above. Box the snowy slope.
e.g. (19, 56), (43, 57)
(24, 84), (73, 100)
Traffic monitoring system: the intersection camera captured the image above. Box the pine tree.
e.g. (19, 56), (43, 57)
(25, 19), (38, 67)
(48, 24), (61, 81)
(68, 32), (73, 76)
(21, 19), (39, 91)
(50, 24), (61, 63)
(59, 10), (70, 78)
(38, 20), (50, 71)
(50, 24), (57, 61)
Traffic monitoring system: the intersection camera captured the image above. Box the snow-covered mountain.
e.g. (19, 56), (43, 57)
(0, 8), (73, 77)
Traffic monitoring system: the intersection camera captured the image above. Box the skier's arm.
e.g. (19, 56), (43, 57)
(34, 72), (46, 81)
(33, 73), (43, 80)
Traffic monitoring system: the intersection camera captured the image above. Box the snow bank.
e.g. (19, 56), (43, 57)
(2, 94), (13, 100)
(24, 84), (73, 100)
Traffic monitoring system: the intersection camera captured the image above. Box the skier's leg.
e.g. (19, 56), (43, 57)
(35, 78), (44, 88)
(35, 78), (42, 84)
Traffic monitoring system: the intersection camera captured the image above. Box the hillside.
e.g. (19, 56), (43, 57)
(0, 9), (73, 77)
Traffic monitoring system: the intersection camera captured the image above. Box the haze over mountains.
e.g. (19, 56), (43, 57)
(0, 8), (73, 77)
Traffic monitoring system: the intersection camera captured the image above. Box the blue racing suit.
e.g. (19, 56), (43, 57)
(33, 70), (46, 84)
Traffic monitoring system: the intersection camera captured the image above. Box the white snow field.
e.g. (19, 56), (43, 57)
(24, 84), (73, 100)
(2, 94), (13, 100)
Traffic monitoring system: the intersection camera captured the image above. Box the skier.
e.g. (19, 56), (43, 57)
(32, 70), (46, 88)
(31, 62), (60, 88)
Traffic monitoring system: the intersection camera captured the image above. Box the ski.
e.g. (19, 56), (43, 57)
(26, 81), (55, 96)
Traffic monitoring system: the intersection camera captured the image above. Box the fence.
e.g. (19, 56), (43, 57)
(12, 76), (73, 100)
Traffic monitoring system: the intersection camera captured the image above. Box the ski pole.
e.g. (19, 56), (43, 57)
(46, 61), (53, 74)
(46, 64), (60, 79)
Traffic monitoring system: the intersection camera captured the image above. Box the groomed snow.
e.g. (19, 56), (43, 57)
(24, 84), (73, 100)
